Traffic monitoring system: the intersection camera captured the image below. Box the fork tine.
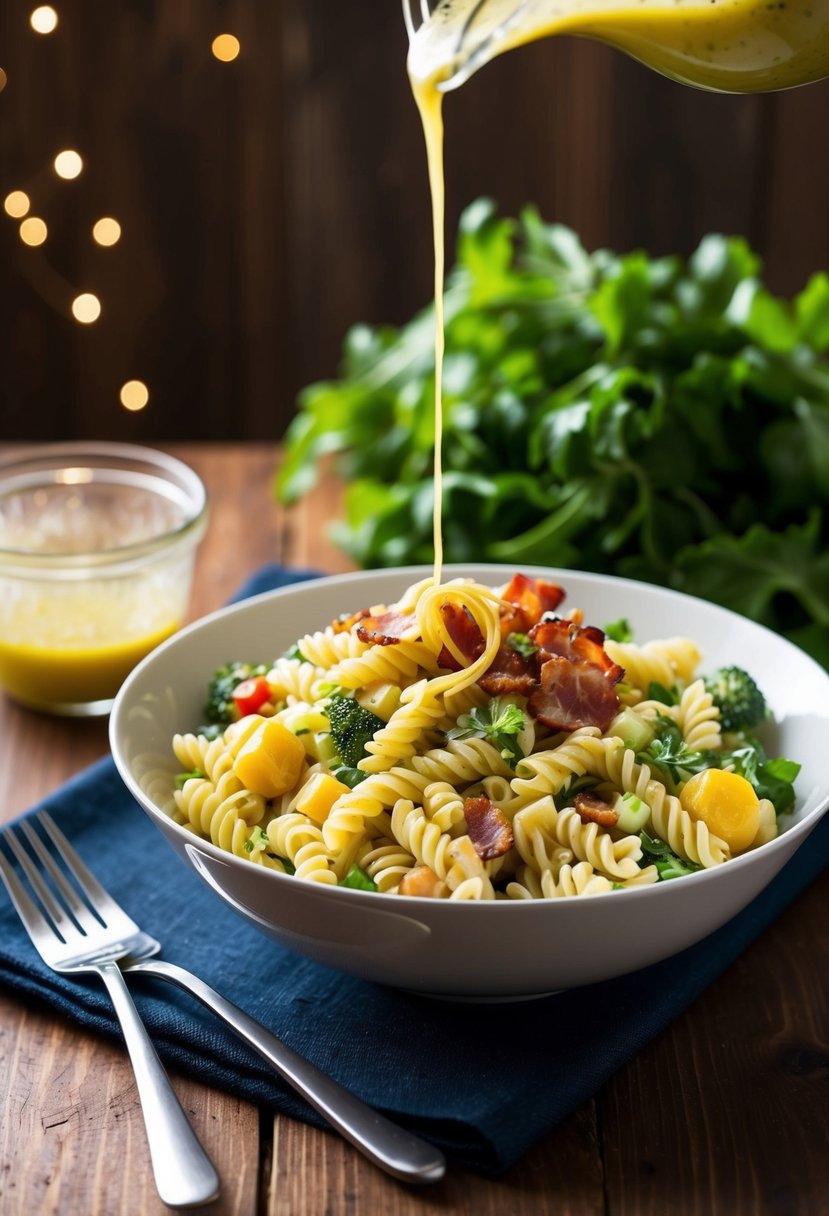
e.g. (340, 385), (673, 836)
(13, 817), (105, 936)
(37, 811), (133, 929)
(2, 824), (85, 940)
(0, 843), (61, 945)
(402, 0), (417, 41)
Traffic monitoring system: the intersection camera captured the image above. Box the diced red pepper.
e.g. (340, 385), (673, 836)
(232, 675), (272, 716)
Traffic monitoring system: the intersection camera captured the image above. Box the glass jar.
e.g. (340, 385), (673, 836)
(0, 443), (209, 716)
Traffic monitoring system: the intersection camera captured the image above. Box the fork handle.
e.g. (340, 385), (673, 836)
(125, 958), (447, 1185)
(97, 961), (221, 1208)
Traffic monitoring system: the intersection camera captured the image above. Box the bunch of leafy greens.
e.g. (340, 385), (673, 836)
(277, 198), (829, 669)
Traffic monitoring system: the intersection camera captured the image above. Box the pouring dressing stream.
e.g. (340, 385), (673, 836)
(407, 0), (829, 585)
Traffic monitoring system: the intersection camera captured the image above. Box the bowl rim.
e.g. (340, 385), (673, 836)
(110, 562), (829, 909)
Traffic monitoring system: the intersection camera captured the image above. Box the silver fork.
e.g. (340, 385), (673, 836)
(402, 0), (537, 91)
(0, 812), (447, 1186)
(0, 813), (221, 1209)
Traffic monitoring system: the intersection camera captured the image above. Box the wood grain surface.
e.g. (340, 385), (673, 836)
(0, 443), (827, 1215)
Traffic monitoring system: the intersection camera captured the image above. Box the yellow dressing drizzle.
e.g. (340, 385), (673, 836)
(410, 73), (448, 587)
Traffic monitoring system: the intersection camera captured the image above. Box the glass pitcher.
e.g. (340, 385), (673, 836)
(405, 0), (829, 94)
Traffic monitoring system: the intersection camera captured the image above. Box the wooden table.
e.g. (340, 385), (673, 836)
(1, 442), (827, 1215)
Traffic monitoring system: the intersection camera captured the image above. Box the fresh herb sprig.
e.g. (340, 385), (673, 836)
(447, 697), (529, 767)
(638, 719), (716, 787)
(638, 830), (702, 881)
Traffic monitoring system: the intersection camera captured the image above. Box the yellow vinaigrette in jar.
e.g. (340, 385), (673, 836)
(0, 580), (183, 712)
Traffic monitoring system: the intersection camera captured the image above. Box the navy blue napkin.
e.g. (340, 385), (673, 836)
(1, 563), (828, 1176)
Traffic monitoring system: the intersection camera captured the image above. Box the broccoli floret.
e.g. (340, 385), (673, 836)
(703, 666), (769, 733)
(327, 695), (385, 769)
(204, 661), (268, 727)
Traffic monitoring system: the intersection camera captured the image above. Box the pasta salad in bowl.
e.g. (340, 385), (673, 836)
(110, 566), (829, 999)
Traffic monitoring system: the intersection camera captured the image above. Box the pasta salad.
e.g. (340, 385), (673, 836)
(170, 573), (799, 899)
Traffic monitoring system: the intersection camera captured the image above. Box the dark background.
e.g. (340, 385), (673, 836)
(2, 0), (829, 442)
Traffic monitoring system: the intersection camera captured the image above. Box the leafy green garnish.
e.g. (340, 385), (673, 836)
(638, 719), (714, 786)
(331, 765), (369, 789)
(640, 718), (799, 813)
(204, 661), (269, 727)
(506, 631), (538, 660)
(243, 826), (271, 856)
(447, 696), (529, 767)
(277, 199), (829, 670)
(604, 617), (633, 643)
(639, 830), (702, 881)
(175, 769), (205, 789)
(340, 864), (378, 892)
(722, 746), (800, 815)
(647, 682), (680, 706)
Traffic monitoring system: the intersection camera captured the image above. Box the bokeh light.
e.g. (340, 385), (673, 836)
(30, 6), (58, 34)
(211, 34), (240, 62)
(19, 217), (47, 246)
(92, 217), (121, 246)
(54, 149), (83, 179)
(4, 191), (31, 219)
(120, 380), (150, 411)
(0, 68), (8, 92)
(71, 293), (101, 323)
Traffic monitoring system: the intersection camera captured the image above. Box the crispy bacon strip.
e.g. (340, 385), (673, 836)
(437, 602), (485, 671)
(500, 573), (566, 635)
(573, 791), (619, 829)
(331, 607), (371, 634)
(463, 796), (514, 861)
(530, 619), (624, 685)
(355, 609), (416, 646)
(478, 642), (535, 696)
(528, 656), (620, 733)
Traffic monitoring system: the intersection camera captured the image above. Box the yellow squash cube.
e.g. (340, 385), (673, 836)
(294, 772), (351, 824)
(234, 719), (306, 798)
(679, 768), (760, 853)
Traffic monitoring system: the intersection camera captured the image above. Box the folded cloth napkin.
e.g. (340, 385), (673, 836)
(1, 563), (828, 1176)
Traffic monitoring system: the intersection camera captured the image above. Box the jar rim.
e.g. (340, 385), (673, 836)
(0, 442), (209, 572)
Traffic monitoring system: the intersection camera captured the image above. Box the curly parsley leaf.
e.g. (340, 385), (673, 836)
(722, 746), (800, 815)
(638, 719), (715, 786)
(447, 696), (529, 767)
(639, 830), (702, 880)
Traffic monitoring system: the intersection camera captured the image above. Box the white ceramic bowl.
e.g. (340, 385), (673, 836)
(110, 565), (829, 1000)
